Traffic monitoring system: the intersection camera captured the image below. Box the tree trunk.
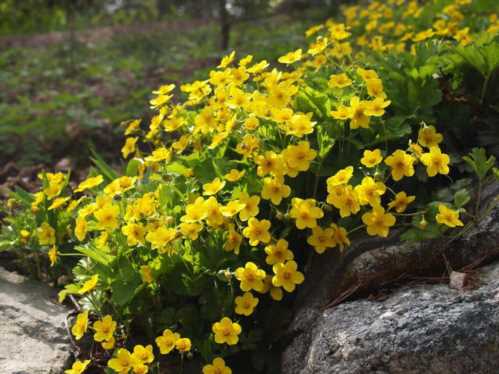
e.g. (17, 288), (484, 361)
(219, 0), (230, 50)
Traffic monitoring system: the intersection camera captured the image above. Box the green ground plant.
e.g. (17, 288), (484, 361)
(1, 0), (499, 373)
(0, 14), (312, 168)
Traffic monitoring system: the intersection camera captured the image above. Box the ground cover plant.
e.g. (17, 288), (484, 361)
(1, 0), (499, 373)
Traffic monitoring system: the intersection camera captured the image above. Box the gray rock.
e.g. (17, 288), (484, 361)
(292, 261), (499, 374)
(282, 184), (499, 373)
(0, 267), (72, 374)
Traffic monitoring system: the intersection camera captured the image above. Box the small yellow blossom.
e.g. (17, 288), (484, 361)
(384, 150), (415, 181)
(156, 329), (180, 355)
(388, 192), (415, 213)
(362, 206), (396, 237)
(360, 149), (383, 167)
(235, 292), (259, 316)
(203, 357), (232, 374)
(65, 359), (90, 374)
(289, 198), (324, 230)
(420, 147), (450, 177)
(78, 274), (99, 295)
(264, 239), (294, 265)
(235, 262), (266, 292)
(71, 311), (89, 340)
(93, 315), (116, 342)
(272, 260), (305, 293)
(436, 204), (463, 227)
(212, 317), (241, 345)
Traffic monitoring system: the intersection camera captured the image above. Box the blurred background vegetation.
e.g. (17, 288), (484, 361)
(0, 0), (339, 192)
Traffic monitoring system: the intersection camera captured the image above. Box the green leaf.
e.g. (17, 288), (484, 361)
(401, 223), (442, 242)
(90, 147), (118, 181)
(111, 278), (142, 307)
(125, 158), (143, 177)
(453, 189), (470, 208)
(462, 147), (496, 180)
(75, 244), (115, 266)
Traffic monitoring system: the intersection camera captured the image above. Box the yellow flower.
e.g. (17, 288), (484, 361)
(42, 172), (66, 199)
(365, 77), (386, 98)
(330, 223), (350, 250)
(75, 217), (87, 242)
(360, 149), (383, 167)
(132, 344), (154, 365)
(354, 176), (386, 207)
(93, 315), (117, 342)
(182, 197), (207, 222)
(238, 192), (260, 221)
(326, 185), (360, 218)
(328, 73), (352, 88)
(121, 223), (145, 246)
(286, 113), (316, 138)
(48, 196), (70, 211)
(272, 260), (305, 293)
(235, 292), (259, 316)
(289, 198), (324, 230)
(261, 177), (291, 205)
(104, 176), (136, 196)
(326, 166), (354, 187)
(218, 50), (236, 68)
(140, 265), (154, 284)
(37, 222), (56, 246)
(348, 96), (371, 129)
(329, 23), (351, 40)
(264, 239), (294, 265)
(420, 147), (450, 177)
(204, 197), (225, 227)
(203, 178), (226, 196)
(224, 225), (242, 254)
(175, 338), (192, 353)
(71, 311), (89, 340)
(330, 105), (351, 120)
(436, 204), (463, 227)
(278, 48), (303, 64)
(179, 222), (203, 240)
(102, 336), (115, 350)
(417, 126), (443, 148)
(364, 97), (391, 117)
(224, 169), (245, 182)
(156, 329), (180, 355)
(235, 262), (266, 292)
(384, 150), (415, 181)
(146, 227), (177, 250)
(78, 274), (99, 295)
(203, 357), (232, 374)
(124, 119), (141, 136)
(121, 137), (138, 159)
(307, 226), (336, 254)
(362, 206), (396, 237)
(388, 191), (415, 213)
(65, 359), (90, 374)
(48, 246), (58, 267)
(145, 147), (171, 163)
(282, 141), (317, 173)
(108, 349), (138, 374)
(94, 204), (120, 231)
(243, 218), (271, 246)
(132, 364), (148, 374)
(212, 317), (242, 345)
(256, 151), (285, 177)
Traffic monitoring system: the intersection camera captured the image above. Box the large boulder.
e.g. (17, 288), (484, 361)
(0, 267), (72, 374)
(282, 184), (499, 373)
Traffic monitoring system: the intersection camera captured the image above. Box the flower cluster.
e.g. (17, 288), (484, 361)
(2, 0), (496, 372)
